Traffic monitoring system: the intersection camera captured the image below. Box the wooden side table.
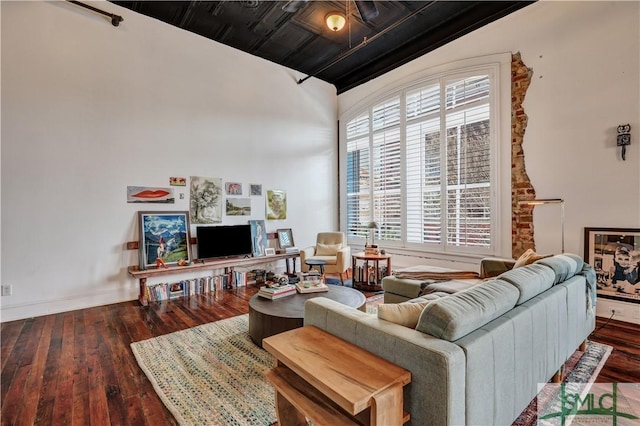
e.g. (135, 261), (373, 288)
(263, 325), (411, 426)
(351, 252), (391, 291)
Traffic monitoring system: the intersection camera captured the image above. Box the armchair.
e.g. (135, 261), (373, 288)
(300, 232), (351, 285)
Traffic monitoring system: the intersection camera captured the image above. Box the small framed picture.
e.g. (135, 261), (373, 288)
(225, 182), (242, 195)
(265, 248), (276, 256)
(250, 184), (262, 196)
(277, 228), (294, 249)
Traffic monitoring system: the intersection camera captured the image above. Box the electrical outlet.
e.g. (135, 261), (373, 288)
(1, 285), (12, 296)
(610, 307), (624, 317)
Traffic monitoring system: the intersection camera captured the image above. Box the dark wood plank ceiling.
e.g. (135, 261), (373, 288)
(110, 1), (534, 94)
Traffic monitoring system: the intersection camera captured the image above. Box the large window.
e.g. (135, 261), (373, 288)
(345, 66), (499, 255)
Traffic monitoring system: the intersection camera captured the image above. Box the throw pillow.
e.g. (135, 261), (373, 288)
(316, 243), (341, 256)
(378, 300), (431, 328)
(514, 248), (551, 268)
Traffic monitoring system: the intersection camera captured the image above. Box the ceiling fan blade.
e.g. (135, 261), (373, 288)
(282, 0), (308, 13)
(354, 0), (379, 22)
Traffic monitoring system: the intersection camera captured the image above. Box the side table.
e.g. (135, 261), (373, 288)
(351, 252), (391, 291)
(263, 326), (411, 426)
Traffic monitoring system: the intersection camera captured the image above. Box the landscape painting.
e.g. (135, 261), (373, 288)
(226, 198), (251, 216)
(138, 211), (191, 269)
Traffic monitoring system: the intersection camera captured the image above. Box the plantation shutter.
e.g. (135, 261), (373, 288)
(444, 75), (491, 248)
(372, 98), (402, 242)
(406, 83), (442, 244)
(343, 64), (497, 254)
(346, 113), (370, 239)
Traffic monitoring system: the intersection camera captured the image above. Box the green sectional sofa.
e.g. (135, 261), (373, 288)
(303, 254), (596, 426)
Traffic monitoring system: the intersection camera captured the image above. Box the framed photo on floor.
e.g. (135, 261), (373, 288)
(584, 227), (640, 304)
(138, 211), (191, 269)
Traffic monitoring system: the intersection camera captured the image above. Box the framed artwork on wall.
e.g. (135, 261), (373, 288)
(584, 227), (640, 304)
(266, 189), (287, 220)
(138, 211), (191, 270)
(225, 182), (242, 195)
(127, 186), (175, 203)
(226, 198), (251, 216)
(250, 184), (262, 196)
(190, 176), (222, 224)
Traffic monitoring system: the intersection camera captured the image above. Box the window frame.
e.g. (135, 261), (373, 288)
(339, 54), (511, 260)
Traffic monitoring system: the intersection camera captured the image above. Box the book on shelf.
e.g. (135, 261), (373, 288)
(295, 282), (329, 294)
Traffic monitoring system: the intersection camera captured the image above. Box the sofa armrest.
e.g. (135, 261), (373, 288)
(335, 246), (351, 271)
(304, 297), (466, 426)
(480, 257), (516, 278)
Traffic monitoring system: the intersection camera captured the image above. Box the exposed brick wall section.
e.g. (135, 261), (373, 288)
(511, 53), (536, 259)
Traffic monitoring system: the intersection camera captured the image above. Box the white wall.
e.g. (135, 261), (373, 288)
(1, 1), (338, 322)
(339, 1), (640, 323)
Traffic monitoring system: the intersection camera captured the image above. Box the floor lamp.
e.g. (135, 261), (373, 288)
(518, 198), (565, 253)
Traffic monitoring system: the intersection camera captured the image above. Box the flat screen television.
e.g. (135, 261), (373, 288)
(196, 225), (253, 260)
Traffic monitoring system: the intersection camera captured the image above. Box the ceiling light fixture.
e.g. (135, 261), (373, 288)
(326, 12), (346, 32)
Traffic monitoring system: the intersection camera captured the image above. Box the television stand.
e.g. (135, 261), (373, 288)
(128, 252), (300, 306)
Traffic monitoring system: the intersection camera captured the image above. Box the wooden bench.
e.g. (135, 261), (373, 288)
(262, 325), (411, 426)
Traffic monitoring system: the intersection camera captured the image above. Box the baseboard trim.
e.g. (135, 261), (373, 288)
(0, 289), (138, 323)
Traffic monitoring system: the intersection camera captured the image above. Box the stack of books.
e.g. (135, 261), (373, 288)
(295, 282), (329, 294)
(258, 284), (296, 300)
(364, 244), (379, 255)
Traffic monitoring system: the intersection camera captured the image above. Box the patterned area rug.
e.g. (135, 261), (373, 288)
(132, 303), (611, 426)
(131, 315), (276, 426)
(512, 341), (612, 426)
(324, 276), (353, 287)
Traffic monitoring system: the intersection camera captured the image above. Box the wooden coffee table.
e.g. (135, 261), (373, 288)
(248, 286), (366, 347)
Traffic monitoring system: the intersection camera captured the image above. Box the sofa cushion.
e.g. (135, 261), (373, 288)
(422, 278), (483, 294)
(514, 248), (551, 268)
(381, 276), (430, 299)
(378, 292), (449, 328)
(378, 300), (430, 328)
(315, 243), (341, 256)
(498, 263), (555, 305)
(416, 279), (520, 341)
(535, 254), (582, 284)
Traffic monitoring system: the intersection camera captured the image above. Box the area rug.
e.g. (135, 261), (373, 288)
(512, 341), (612, 426)
(325, 276), (353, 287)
(132, 306), (611, 426)
(131, 315), (276, 426)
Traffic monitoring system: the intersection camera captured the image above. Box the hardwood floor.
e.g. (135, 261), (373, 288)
(590, 315), (640, 383)
(1, 287), (638, 426)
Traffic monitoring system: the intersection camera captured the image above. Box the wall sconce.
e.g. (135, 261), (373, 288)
(518, 198), (565, 253)
(326, 12), (346, 31)
(617, 124), (631, 160)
